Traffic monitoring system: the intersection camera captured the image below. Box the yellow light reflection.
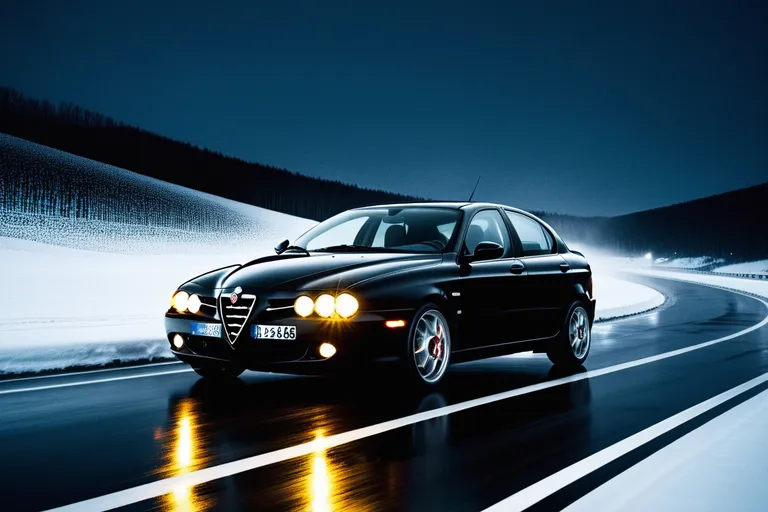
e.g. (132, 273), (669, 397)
(157, 398), (212, 512)
(309, 432), (333, 512)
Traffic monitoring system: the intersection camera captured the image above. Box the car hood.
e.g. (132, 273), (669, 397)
(185, 252), (442, 292)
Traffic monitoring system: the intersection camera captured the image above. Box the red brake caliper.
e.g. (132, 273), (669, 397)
(430, 323), (443, 358)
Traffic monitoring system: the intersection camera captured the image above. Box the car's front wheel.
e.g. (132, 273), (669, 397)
(547, 301), (591, 368)
(405, 305), (451, 385)
(192, 365), (244, 380)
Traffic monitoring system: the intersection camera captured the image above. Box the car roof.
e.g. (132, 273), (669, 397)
(354, 201), (532, 215)
(354, 201), (471, 209)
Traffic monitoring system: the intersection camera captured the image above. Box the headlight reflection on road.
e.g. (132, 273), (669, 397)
(158, 398), (211, 512)
(309, 432), (333, 512)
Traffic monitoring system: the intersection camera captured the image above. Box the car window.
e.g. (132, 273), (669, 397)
(464, 209), (510, 257)
(372, 221), (403, 247)
(372, 219), (458, 248)
(505, 211), (554, 256)
(437, 221), (457, 240)
(295, 207), (462, 253)
(304, 216), (369, 250)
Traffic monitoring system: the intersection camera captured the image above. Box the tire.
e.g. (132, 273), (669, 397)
(192, 365), (244, 380)
(546, 301), (591, 368)
(403, 304), (452, 385)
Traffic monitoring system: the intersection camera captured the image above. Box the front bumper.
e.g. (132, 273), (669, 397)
(164, 309), (413, 373)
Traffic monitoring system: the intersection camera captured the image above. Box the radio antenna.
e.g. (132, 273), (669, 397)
(468, 175), (482, 201)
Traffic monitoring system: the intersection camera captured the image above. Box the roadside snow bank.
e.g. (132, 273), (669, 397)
(593, 274), (665, 321)
(713, 259), (768, 275)
(627, 268), (768, 299)
(656, 256), (724, 269)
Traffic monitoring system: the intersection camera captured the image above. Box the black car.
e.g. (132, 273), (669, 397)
(165, 202), (595, 385)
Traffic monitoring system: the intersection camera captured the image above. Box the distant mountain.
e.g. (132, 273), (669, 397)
(542, 182), (768, 260)
(603, 182), (768, 260)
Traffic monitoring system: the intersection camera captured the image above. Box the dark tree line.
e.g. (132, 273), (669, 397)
(0, 87), (425, 221)
(1, 86), (766, 261)
(540, 182), (768, 261)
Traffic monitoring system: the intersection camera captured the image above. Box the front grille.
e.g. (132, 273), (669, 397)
(218, 291), (257, 346)
(196, 296), (218, 319)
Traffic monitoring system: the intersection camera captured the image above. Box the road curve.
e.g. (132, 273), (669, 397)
(1, 274), (767, 511)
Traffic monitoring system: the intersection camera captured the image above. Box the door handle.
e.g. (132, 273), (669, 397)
(559, 262), (570, 272)
(509, 261), (525, 274)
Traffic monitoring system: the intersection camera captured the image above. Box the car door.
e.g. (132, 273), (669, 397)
(454, 208), (522, 350)
(503, 210), (568, 339)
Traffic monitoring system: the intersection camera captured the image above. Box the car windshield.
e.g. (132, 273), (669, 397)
(292, 207), (462, 253)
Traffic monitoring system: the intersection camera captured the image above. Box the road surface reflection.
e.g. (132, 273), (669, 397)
(157, 398), (213, 511)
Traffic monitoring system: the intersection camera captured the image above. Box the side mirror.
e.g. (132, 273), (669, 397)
(467, 241), (504, 262)
(274, 239), (290, 254)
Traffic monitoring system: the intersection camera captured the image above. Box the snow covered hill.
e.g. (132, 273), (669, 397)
(0, 133), (317, 254)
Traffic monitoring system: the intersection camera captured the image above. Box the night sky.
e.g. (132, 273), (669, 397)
(1, 0), (766, 216)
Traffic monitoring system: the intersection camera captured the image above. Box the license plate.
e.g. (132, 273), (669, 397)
(251, 325), (297, 340)
(190, 322), (222, 338)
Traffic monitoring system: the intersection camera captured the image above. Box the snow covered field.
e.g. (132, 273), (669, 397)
(0, 237), (296, 373)
(0, 134), (317, 373)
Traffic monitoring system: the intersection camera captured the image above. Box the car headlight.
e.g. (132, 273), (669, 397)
(314, 294), (335, 317)
(187, 294), (202, 314)
(171, 291), (189, 312)
(294, 295), (315, 317)
(335, 293), (358, 318)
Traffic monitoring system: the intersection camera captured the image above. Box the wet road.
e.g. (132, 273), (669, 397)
(1, 275), (767, 511)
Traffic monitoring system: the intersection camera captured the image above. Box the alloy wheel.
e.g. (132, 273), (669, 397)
(569, 306), (590, 359)
(412, 309), (451, 384)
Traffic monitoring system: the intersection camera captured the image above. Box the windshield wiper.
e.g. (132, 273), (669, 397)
(313, 244), (401, 253)
(282, 245), (311, 255)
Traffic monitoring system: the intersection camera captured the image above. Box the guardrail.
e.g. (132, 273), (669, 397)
(650, 266), (768, 281)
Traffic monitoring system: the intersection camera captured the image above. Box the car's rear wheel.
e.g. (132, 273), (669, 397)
(405, 305), (451, 385)
(547, 301), (591, 368)
(192, 365), (244, 380)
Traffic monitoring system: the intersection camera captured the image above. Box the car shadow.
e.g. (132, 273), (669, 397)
(168, 357), (592, 430)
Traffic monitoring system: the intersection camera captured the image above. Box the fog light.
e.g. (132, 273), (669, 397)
(319, 342), (336, 358)
(385, 319), (406, 328)
(172, 334), (184, 349)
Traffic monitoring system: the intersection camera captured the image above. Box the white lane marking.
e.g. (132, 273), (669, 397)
(0, 369), (193, 395)
(483, 370), (768, 511)
(0, 361), (182, 384)
(44, 292), (768, 512)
